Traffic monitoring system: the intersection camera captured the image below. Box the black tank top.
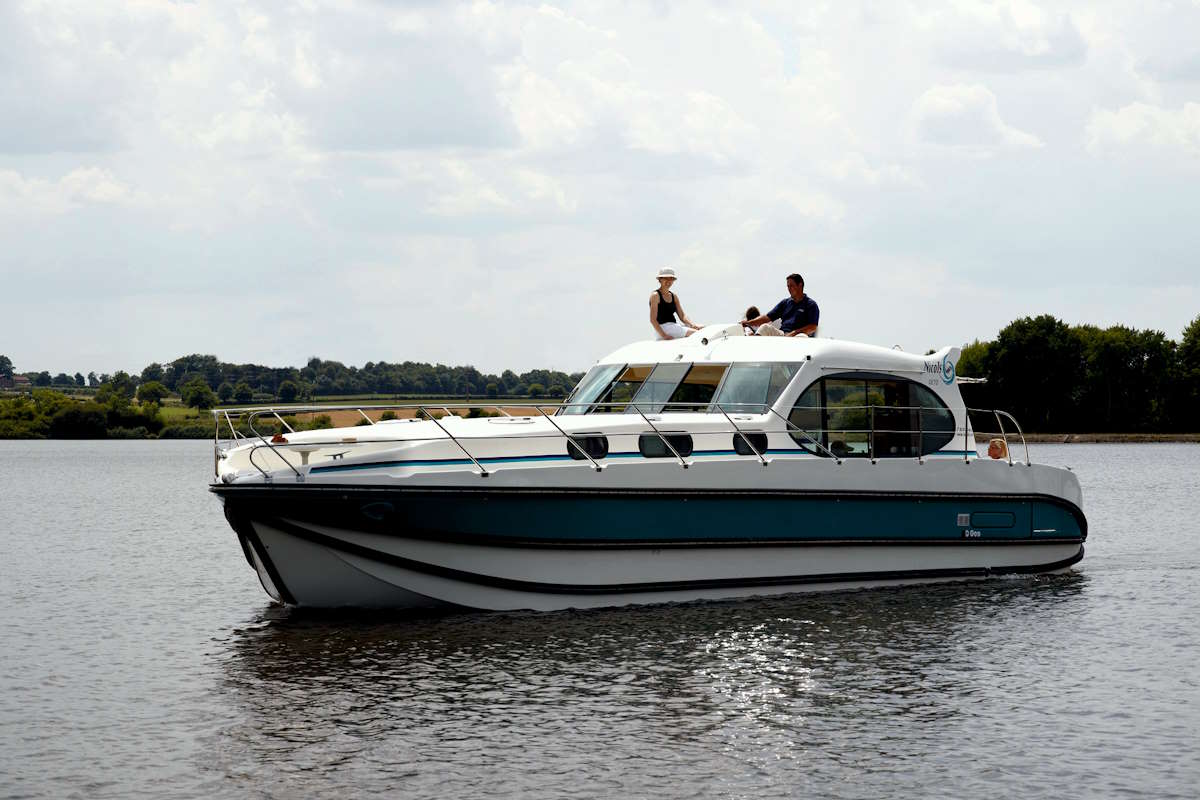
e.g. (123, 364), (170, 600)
(654, 289), (677, 324)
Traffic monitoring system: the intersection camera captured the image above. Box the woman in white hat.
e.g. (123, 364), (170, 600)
(650, 267), (702, 339)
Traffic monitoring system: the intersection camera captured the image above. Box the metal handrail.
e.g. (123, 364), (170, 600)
(212, 399), (1030, 478)
(763, 407), (843, 463)
(627, 403), (689, 468)
(418, 405), (488, 477)
(532, 405), (603, 472)
(993, 409), (1031, 466)
(715, 405), (768, 466)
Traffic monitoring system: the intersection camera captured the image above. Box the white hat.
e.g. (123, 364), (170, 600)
(656, 267), (677, 279)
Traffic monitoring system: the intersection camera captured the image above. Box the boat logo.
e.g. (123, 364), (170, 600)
(941, 354), (956, 385)
(923, 355), (957, 385)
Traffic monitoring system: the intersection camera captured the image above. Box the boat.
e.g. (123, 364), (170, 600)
(208, 324), (1086, 611)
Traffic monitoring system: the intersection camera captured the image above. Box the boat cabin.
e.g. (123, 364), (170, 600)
(561, 324), (966, 459)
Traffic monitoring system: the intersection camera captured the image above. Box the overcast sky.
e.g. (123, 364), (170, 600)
(2, 1), (1198, 376)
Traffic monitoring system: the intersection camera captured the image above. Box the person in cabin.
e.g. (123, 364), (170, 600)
(741, 273), (819, 337)
(650, 267), (702, 339)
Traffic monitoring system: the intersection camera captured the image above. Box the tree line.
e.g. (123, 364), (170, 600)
(4, 313), (1199, 437)
(1, 353), (585, 409)
(956, 314), (1200, 432)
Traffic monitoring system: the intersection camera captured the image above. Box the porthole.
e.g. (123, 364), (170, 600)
(638, 433), (694, 458)
(732, 432), (768, 456)
(567, 435), (609, 460)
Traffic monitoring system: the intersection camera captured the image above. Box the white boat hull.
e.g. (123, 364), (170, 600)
(244, 516), (1084, 611)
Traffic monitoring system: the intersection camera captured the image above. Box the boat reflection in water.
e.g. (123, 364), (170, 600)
(212, 574), (1089, 794)
(209, 325), (1086, 610)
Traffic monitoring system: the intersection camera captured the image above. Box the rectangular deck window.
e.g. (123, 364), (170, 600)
(628, 363), (690, 414)
(713, 363), (802, 413)
(666, 364), (728, 412)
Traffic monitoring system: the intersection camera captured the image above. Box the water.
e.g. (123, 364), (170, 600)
(1, 441), (1198, 799)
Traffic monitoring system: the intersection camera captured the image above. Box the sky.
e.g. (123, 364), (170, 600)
(1, 0), (1198, 376)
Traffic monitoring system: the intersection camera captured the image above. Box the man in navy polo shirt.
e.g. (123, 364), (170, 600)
(741, 273), (819, 337)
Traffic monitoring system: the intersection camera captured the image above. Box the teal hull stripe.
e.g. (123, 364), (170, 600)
(310, 447), (976, 474)
(219, 487), (1086, 544)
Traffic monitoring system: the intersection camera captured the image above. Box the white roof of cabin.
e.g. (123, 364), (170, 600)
(598, 323), (957, 376)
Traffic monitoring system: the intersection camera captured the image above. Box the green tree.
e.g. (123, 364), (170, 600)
(278, 380), (299, 403)
(1076, 325), (1175, 431)
(96, 371), (137, 407)
(181, 377), (217, 409)
(217, 382), (234, 403)
(33, 372), (52, 387)
(0, 355), (12, 379)
(485, 382), (499, 398)
(49, 403), (108, 438)
(527, 383), (545, 398)
(137, 381), (170, 405)
(87, 372), (99, 388)
(1177, 315), (1200, 419)
(52, 373), (73, 386)
(233, 382), (253, 404)
(73, 373), (85, 387)
(988, 315), (1083, 431)
(140, 363), (164, 384)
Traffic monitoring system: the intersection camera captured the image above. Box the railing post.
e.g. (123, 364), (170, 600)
(716, 404), (768, 467)
(992, 410), (1013, 466)
(917, 405), (924, 465)
(869, 404), (876, 462)
(629, 404), (689, 468)
(420, 405), (489, 477)
(963, 408), (970, 463)
(764, 407), (841, 463)
(534, 405), (603, 472)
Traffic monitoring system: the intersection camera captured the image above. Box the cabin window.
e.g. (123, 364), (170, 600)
(713, 363), (802, 413)
(788, 374), (956, 457)
(628, 363), (690, 414)
(666, 364), (728, 412)
(593, 364), (654, 413)
(567, 435), (609, 460)
(626, 363), (731, 413)
(561, 364), (624, 415)
(638, 432), (694, 458)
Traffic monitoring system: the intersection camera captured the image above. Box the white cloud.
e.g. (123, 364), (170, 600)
(910, 84), (1043, 153)
(1, 1), (1199, 375)
(1085, 102), (1200, 160)
(927, 1), (1088, 71)
(822, 153), (920, 188)
(0, 167), (140, 215)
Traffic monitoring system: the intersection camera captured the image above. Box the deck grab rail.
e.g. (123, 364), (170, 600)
(211, 401), (1030, 480)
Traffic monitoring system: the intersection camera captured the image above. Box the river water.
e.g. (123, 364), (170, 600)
(1, 441), (1197, 799)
